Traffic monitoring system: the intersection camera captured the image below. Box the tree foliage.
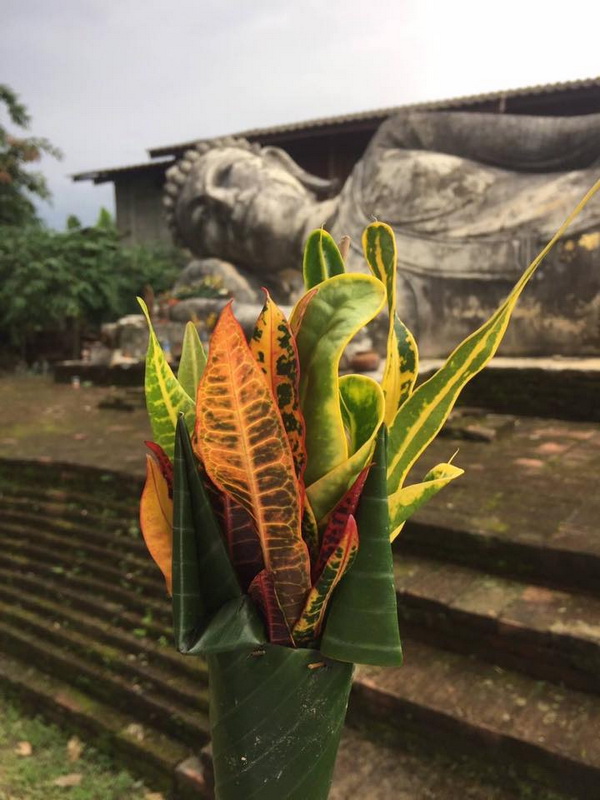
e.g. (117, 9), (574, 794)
(0, 209), (183, 356)
(0, 84), (62, 226)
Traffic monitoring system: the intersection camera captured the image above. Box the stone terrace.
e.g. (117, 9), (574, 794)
(0, 375), (599, 798)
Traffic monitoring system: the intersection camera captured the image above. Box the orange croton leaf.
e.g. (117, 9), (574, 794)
(250, 291), (307, 481)
(139, 454), (173, 594)
(248, 569), (294, 646)
(195, 302), (311, 628)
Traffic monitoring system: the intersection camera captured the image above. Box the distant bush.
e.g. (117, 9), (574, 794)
(0, 209), (184, 361)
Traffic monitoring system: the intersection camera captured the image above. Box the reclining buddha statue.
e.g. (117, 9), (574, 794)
(164, 110), (600, 356)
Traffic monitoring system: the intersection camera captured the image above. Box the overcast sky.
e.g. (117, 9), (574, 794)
(2, 0), (599, 229)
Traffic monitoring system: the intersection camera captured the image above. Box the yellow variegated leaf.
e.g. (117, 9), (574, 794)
(307, 374), (384, 524)
(293, 515), (358, 647)
(389, 462), (464, 542)
(387, 180), (600, 497)
(177, 321), (206, 400)
(138, 297), (195, 461)
(363, 222), (418, 425)
(250, 292), (306, 480)
(139, 455), (173, 593)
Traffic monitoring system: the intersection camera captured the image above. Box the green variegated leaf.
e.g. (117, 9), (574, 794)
(320, 426), (403, 666)
(177, 321), (206, 400)
(363, 222), (418, 424)
(301, 497), (320, 567)
(306, 374), (384, 524)
(389, 462), (464, 542)
(295, 274), (386, 488)
(387, 180), (600, 498)
(138, 297), (194, 461)
(303, 228), (345, 290)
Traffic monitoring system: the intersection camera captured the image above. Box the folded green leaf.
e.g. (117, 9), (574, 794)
(295, 274), (385, 488)
(177, 321), (206, 400)
(389, 462), (464, 541)
(188, 596), (266, 655)
(387, 181), (600, 497)
(172, 416), (241, 653)
(138, 297), (194, 461)
(306, 374), (384, 523)
(320, 425), (403, 666)
(303, 228), (346, 290)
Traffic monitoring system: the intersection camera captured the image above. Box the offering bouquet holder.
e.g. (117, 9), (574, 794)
(138, 183), (598, 800)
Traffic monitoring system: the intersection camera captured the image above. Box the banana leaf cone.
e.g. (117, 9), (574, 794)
(172, 418), (353, 798)
(207, 645), (353, 800)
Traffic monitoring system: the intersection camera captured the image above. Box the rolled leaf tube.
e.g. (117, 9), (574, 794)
(208, 644), (353, 800)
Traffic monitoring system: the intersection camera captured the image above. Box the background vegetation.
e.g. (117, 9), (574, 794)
(0, 85), (183, 365)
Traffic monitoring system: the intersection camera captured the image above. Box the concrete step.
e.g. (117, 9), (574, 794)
(395, 553), (600, 694)
(0, 612), (210, 747)
(0, 652), (208, 797)
(351, 637), (600, 800)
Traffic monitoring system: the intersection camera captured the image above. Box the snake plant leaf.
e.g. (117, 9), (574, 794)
(386, 182), (600, 497)
(250, 292), (307, 480)
(138, 297), (195, 461)
(313, 467), (368, 582)
(293, 515), (358, 647)
(195, 303), (311, 628)
(295, 274), (386, 488)
(363, 222), (418, 424)
(303, 228), (346, 290)
(208, 644), (354, 800)
(249, 570), (294, 646)
(172, 416), (241, 653)
(222, 495), (264, 592)
(177, 321), (206, 400)
(187, 596), (266, 655)
(320, 425), (403, 666)
(389, 462), (464, 542)
(140, 454), (173, 594)
(306, 374), (384, 524)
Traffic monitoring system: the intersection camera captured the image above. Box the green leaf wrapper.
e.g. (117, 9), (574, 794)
(208, 644), (354, 799)
(320, 425), (403, 666)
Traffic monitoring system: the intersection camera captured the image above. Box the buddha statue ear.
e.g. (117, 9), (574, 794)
(262, 146), (338, 198)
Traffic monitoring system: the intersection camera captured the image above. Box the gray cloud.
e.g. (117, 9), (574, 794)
(2, 0), (598, 229)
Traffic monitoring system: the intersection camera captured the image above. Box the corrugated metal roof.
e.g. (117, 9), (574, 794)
(147, 76), (600, 158)
(72, 158), (175, 184)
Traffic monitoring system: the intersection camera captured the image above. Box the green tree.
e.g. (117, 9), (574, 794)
(0, 209), (183, 360)
(0, 84), (62, 226)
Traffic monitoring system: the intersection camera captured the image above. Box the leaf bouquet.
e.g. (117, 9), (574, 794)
(139, 184), (597, 800)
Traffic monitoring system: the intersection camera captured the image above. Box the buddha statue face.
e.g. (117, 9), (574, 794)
(166, 139), (336, 273)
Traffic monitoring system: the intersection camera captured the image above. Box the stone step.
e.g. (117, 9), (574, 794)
(0, 570), (207, 685)
(0, 652), (208, 797)
(0, 595), (208, 714)
(0, 546), (171, 626)
(395, 553), (600, 694)
(0, 612), (210, 747)
(0, 513), (151, 575)
(399, 517), (600, 598)
(350, 637), (600, 800)
(0, 522), (163, 599)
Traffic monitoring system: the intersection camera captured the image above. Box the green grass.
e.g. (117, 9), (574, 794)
(0, 693), (152, 800)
